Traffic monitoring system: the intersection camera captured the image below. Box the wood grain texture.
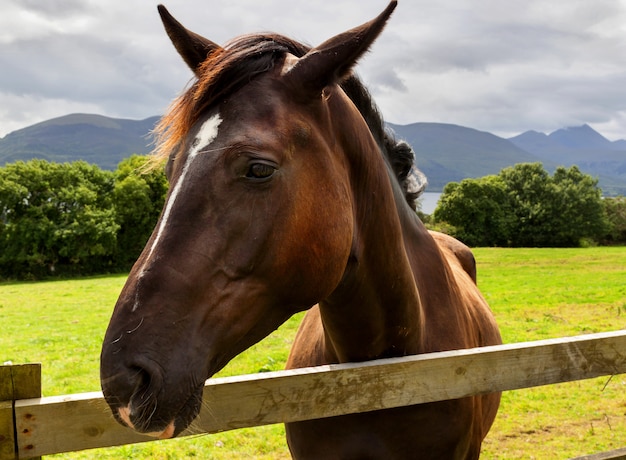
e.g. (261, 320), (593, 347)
(10, 331), (626, 458)
(0, 401), (14, 460)
(572, 447), (626, 459)
(0, 363), (41, 460)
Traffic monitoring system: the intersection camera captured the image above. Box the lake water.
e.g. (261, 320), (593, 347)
(418, 192), (441, 215)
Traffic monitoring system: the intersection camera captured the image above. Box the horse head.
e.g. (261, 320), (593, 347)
(100, 2), (397, 438)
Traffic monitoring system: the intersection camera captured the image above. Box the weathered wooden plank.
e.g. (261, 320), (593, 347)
(0, 364), (42, 402)
(572, 447), (626, 459)
(0, 363), (42, 460)
(15, 392), (150, 458)
(0, 367), (13, 402)
(14, 331), (626, 458)
(9, 365), (41, 402)
(0, 401), (15, 460)
(0, 366), (16, 460)
(193, 329), (626, 432)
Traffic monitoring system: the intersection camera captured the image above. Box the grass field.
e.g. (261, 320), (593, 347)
(1, 247), (625, 459)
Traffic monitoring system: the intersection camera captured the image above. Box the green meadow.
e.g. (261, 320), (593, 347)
(1, 247), (625, 459)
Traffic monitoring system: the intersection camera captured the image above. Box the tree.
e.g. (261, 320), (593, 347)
(433, 163), (608, 247)
(499, 163), (555, 247)
(113, 155), (168, 268)
(434, 175), (514, 246)
(602, 196), (626, 244)
(0, 160), (118, 278)
(550, 166), (607, 246)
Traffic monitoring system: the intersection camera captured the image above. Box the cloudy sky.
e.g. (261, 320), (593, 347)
(3, 0), (626, 140)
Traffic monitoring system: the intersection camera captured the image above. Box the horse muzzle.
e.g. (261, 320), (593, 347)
(118, 406), (176, 439)
(100, 352), (203, 438)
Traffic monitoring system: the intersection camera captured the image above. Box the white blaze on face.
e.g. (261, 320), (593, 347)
(132, 113), (222, 312)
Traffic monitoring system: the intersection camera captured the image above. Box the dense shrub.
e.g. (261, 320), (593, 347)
(0, 158), (620, 279)
(113, 155), (168, 269)
(0, 160), (118, 278)
(433, 163), (609, 247)
(602, 196), (626, 245)
(0, 157), (167, 279)
(433, 175), (514, 246)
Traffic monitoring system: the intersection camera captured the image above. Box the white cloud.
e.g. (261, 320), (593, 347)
(0, 92), (102, 137)
(2, 0), (626, 140)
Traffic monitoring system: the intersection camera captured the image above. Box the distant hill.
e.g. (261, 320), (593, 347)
(2, 113), (626, 194)
(509, 124), (626, 195)
(0, 113), (160, 170)
(387, 122), (545, 191)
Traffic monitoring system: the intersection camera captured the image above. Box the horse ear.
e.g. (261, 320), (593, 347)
(284, 1), (397, 97)
(157, 5), (222, 76)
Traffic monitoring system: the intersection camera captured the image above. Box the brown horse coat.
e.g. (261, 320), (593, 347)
(100, 3), (501, 458)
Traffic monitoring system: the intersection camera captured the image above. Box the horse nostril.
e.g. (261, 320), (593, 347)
(103, 361), (164, 432)
(130, 365), (153, 396)
(126, 364), (162, 424)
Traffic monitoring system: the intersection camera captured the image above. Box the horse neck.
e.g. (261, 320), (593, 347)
(318, 96), (431, 363)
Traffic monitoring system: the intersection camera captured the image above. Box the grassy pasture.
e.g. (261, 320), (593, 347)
(1, 247), (625, 459)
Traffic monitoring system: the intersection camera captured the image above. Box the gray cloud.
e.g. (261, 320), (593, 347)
(2, 0), (626, 141)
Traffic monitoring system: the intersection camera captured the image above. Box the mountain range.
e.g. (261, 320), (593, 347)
(0, 114), (160, 170)
(1, 114), (625, 195)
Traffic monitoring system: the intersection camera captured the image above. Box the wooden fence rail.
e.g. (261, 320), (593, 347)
(2, 330), (626, 459)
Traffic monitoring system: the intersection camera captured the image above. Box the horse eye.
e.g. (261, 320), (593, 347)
(246, 163), (276, 180)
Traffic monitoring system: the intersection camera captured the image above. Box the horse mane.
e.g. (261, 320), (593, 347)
(154, 33), (427, 210)
(339, 77), (427, 210)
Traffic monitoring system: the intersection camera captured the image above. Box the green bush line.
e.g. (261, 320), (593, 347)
(1, 158), (625, 281)
(430, 163), (626, 247)
(0, 156), (167, 280)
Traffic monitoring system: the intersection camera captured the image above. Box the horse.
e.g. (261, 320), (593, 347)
(100, 2), (502, 458)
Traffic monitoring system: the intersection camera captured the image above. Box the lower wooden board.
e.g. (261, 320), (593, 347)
(572, 447), (626, 459)
(9, 330), (626, 458)
(0, 363), (42, 460)
(0, 401), (15, 460)
(13, 392), (150, 459)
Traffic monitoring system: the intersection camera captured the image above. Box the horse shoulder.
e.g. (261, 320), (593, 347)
(286, 305), (335, 369)
(429, 230), (501, 346)
(428, 230), (502, 439)
(428, 230), (477, 284)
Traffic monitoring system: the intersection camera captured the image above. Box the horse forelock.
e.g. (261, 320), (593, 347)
(152, 32), (426, 209)
(152, 33), (306, 164)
